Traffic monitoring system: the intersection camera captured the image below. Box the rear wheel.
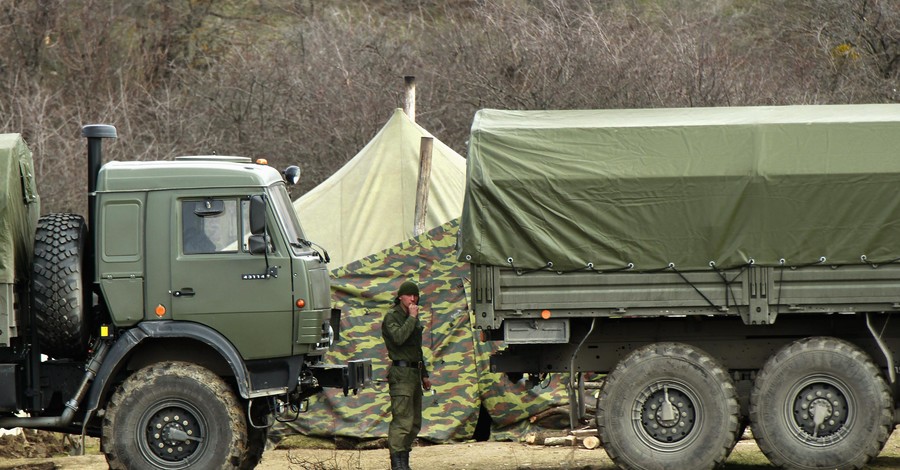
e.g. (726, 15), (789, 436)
(102, 361), (248, 469)
(32, 213), (90, 359)
(596, 342), (740, 470)
(749, 337), (891, 470)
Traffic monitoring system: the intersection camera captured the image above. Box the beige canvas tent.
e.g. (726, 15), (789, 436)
(292, 108), (467, 268)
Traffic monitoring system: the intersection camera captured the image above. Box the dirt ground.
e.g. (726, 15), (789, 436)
(3, 429), (900, 469)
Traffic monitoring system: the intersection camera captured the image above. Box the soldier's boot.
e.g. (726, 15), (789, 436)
(390, 452), (404, 470)
(401, 451), (412, 470)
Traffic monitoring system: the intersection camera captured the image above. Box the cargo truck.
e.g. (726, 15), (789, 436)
(0, 126), (371, 469)
(460, 104), (900, 470)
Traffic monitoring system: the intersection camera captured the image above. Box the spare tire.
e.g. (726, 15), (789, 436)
(32, 213), (90, 359)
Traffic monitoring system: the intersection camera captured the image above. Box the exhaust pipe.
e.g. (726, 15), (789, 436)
(81, 125), (116, 295)
(0, 340), (110, 431)
(82, 124), (117, 229)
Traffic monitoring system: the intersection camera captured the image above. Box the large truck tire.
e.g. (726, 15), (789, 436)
(102, 361), (248, 469)
(32, 213), (90, 359)
(239, 400), (270, 470)
(596, 342), (740, 470)
(749, 337), (891, 470)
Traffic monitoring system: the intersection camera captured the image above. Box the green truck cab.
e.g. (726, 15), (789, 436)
(1, 125), (371, 469)
(461, 105), (900, 470)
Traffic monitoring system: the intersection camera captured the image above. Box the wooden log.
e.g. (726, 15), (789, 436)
(525, 430), (568, 445)
(543, 436), (576, 446)
(581, 436), (601, 450)
(569, 429), (598, 438)
(529, 405), (569, 424)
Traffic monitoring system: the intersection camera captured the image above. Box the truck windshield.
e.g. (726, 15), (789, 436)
(269, 185), (311, 256)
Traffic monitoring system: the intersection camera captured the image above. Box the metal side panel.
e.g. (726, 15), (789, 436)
(472, 264), (497, 329)
(773, 264), (900, 308)
(493, 266), (745, 314)
(0, 283), (16, 346)
(0, 363), (18, 411)
(100, 277), (145, 326)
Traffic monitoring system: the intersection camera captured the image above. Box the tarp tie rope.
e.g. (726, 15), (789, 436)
(669, 263), (722, 311)
(861, 254), (900, 268)
(509, 259), (636, 276)
(586, 262), (634, 274)
(776, 258), (786, 312)
(787, 256), (828, 269)
(508, 258), (554, 276)
(708, 261), (740, 310)
(641, 263), (674, 274)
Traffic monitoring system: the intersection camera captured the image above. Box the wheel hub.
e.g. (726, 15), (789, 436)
(145, 406), (202, 462)
(792, 382), (848, 439)
(640, 386), (696, 443)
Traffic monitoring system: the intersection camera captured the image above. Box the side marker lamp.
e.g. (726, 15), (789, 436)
(155, 304), (167, 317)
(541, 309), (552, 320)
(296, 299), (306, 309)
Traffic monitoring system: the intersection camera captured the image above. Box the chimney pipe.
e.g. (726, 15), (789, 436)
(403, 76), (416, 122)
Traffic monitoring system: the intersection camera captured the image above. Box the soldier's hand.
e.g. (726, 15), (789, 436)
(422, 377), (432, 391)
(408, 303), (419, 317)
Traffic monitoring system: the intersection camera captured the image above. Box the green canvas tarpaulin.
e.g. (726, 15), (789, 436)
(459, 104), (900, 272)
(282, 221), (569, 442)
(0, 134), (39, 284)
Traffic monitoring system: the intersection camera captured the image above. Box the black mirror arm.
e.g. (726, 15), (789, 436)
(302, 238), (330, 264)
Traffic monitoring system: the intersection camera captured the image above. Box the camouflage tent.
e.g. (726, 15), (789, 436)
(286, 220), (569, 442)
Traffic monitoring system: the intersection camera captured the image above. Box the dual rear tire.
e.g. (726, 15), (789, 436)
(597, 338), (892, 470)
(749, 337), (892, 470)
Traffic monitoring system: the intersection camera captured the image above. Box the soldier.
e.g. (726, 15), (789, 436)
(382, 280), (431, 470)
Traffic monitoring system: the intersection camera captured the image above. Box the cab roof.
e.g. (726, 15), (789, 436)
(96, 159), (284, 192)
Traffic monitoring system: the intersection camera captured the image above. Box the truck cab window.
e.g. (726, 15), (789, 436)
(182, 199), (238, 254)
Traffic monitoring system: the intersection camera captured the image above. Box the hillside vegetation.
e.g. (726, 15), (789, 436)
(1, 0), (898, 213)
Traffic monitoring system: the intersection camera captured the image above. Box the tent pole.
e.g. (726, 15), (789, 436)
(404, 76), (416, 122)
(414, 137), (433, 236)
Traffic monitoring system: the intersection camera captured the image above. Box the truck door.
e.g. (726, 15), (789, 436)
(170, 196), (293, 360)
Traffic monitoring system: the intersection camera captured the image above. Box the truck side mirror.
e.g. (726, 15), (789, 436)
(249, 195), (266, 235)
(248, 234), (270, 254)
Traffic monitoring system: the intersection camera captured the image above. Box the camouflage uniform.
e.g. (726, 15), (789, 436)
(382, 301), (428, 457)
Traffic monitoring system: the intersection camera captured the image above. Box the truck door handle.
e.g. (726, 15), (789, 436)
(173, 288), (195, 297)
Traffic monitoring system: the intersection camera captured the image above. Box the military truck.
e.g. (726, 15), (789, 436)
(0, 126), (371, 469)
(459, 104), (900, 470)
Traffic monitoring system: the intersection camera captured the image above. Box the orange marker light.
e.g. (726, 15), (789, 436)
(256, 158), (269, 165)
(296, 299), (306, 309)
(541, 309), (552, 320)
(155, 304), (167, 317)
